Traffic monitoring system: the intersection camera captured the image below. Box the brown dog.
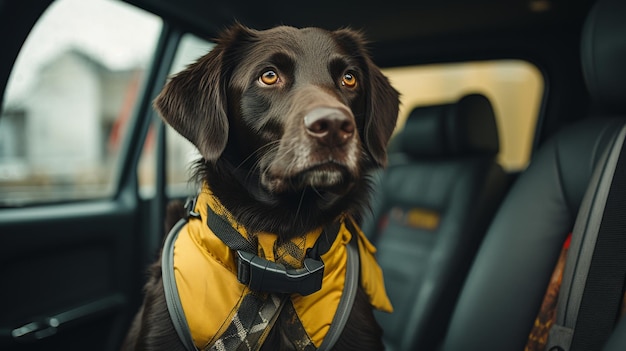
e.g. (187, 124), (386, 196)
(122, 23), (399, 351)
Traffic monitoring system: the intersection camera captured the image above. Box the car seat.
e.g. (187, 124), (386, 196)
(440, 0), (626, 350)
(604, 313), (626, 351)
(363, 93), (509, 350)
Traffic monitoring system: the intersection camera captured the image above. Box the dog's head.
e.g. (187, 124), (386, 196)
(155, 23), (398, 197)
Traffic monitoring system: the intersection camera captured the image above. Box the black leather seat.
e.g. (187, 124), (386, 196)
(440, 0), (626, 350)
(363, 93), (509, 351)
(605, 315), (626, 351)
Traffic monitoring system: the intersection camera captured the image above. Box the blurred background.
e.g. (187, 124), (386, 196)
(0, 0), (543, 207)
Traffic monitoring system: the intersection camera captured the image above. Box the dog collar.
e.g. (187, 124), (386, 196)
(198, 193), (331, 296)
(163, 187), (392, 350)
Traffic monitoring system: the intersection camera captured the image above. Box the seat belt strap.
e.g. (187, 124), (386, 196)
(570, 124), (626, 350)
(546, 124), (626, 351)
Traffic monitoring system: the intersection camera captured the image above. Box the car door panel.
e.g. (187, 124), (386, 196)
(0, 1), (178, 349)
(0, 197), (138, 350)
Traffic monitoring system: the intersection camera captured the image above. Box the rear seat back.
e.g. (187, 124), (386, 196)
(364, 93), (509, 350)
(441, 0), (626, 349)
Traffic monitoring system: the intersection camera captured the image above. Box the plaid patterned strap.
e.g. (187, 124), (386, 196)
(208, 293), (287, 351)
(203, 199), (348, 350)
(207, 294), (316, 351)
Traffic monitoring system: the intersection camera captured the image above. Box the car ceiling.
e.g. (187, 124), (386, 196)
(0, 0), (597, 143)
(127, 0), (595, 64)
(0, 0), (596, 76)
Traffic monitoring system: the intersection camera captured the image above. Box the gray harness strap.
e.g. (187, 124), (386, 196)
(162, 218), (199, 351)
(161, 212), (361, 351)
(318, 224), (360, 351)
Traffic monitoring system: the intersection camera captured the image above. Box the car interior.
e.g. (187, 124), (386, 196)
(0, 0), (625, 350)
(362, 92), (509, 350)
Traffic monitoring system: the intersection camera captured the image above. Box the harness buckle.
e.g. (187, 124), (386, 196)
(184, 196), (200, 219)
(236, 251), (325, 296)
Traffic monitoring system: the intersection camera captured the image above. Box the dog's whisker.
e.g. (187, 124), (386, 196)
(234, 140), (281, 171)
(311, 184), (329, 201)
(236, 141), (281, 186)
(294, 188), (306, 221)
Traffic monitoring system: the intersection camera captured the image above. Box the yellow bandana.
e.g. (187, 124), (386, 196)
(172, 187), (392, 349)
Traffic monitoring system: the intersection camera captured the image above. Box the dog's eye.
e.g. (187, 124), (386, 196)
(260, 70), (279, 85)
(341, 73), (357, 88)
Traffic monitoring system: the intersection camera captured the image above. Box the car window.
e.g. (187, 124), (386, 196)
(382, 61), (544, 171)
(0, 0), (162, 206)
(138, 34), (214, 199)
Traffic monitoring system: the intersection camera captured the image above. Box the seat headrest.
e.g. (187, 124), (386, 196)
(394, 93), (499, 158)
(581, 0), (626, 114)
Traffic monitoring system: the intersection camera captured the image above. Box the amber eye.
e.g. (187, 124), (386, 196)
(341, 73), (357, 88)
(260, 70), (279, 85)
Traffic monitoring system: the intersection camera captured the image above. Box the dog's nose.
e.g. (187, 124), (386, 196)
(304, 107), (355, 146)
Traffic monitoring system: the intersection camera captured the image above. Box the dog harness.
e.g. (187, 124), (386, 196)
(161, 188), (392, 351)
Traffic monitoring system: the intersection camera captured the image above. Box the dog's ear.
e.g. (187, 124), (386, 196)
(333, 29), (400, 167)
(154, 23), (255, 161)
(364, 63), (400, 167)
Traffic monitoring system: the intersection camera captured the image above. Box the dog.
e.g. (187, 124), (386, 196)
(122, 23), (399, 351)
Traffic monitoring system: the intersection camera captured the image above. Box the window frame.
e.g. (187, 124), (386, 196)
(0, 0), (171, 208)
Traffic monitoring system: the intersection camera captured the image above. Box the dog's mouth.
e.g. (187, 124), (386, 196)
(264, 161), (355, 194)
(296, 162), (353, 188)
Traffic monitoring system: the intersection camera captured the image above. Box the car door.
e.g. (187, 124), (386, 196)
(0, 1), (177, 349)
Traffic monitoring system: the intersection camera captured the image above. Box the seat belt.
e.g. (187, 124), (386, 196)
(546, 124), (626, 351)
